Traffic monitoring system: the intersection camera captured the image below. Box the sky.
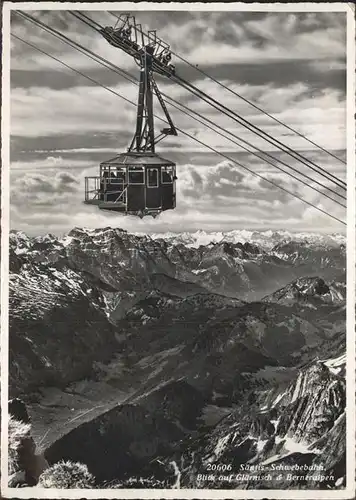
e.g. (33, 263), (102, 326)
(9, 9), (347, 237)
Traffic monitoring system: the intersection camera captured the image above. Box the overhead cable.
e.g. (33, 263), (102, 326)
(109, 10), (347, 168)
(11, 32), (346, 226)
(16, 10), (346, 209)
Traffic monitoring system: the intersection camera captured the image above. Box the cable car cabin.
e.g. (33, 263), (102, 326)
(85, 18), (178, 218)
(84, 152), (176, 218)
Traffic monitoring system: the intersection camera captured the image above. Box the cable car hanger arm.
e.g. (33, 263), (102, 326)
(151, 76), (177, 138)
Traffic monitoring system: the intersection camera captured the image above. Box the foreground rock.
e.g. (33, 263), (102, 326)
(8, 399), (48, 487)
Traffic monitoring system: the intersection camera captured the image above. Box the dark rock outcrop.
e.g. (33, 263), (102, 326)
(8, 399), (48, 487)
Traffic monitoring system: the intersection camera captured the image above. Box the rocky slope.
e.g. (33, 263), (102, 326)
(10, 226), (346, 304)
(8, 227), (346, 489)
(163, 355), (346, 489)
(262, 276), (345, 306)
(9, 257), (119, 396)
(43, 347), (346, 488)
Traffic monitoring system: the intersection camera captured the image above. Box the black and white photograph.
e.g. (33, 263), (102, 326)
(1, 2), (355, 498)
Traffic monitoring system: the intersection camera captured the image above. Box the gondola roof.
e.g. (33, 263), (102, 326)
(100, 152), (175, 167)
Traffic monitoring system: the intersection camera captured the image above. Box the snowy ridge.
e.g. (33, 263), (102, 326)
(9, 227), (345, 254)
(321, 353), (346, 376)
(143, 229), (345, 250)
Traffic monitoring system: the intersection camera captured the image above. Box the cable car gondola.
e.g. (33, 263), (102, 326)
(85, 153), (177, 218)
(85, 15), (178, 218)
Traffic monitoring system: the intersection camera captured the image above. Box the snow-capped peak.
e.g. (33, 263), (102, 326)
(140, 229), (345, 250)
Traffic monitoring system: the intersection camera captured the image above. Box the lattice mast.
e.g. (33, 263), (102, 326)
(100, 14), (177, 154)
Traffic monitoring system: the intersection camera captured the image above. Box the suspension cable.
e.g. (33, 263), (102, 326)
(71, 10), (103, 32)
(67, 13), (348, 202)
(190, 68), (347, 166)
(15, 10), (346, 208)
(172, 72), (347, 190)
(92, 10), (347, 190)
(109, 10), (347, 167)
(65, 11), (346, 198)
(11, 32), (346, 226)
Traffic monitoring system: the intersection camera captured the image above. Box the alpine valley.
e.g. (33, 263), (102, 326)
(8, 227), (346, 489)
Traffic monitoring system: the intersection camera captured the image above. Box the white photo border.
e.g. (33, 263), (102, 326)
(1, 2), (355, 499)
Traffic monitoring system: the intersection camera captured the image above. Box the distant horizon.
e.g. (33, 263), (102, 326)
(9, 225), (346, 240)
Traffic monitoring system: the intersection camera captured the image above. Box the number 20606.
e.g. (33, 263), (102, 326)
(206, 464), (232, 472)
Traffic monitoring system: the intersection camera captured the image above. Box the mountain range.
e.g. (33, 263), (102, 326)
(8, 227), (346, 489)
